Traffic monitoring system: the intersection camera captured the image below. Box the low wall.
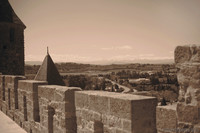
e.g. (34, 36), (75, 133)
(156, 104), (177, 133)
(0, 75), (158, 133)
(0, 75), (25, 118)
(75, 91), (157, 133)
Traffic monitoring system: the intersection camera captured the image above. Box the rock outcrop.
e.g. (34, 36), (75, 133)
(175, 44), (200, 132)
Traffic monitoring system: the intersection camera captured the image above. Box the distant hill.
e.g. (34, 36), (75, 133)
(26, 59), (174, 66)
(25, 60), (175, 75)
(25, 61), (42, 65)
(86, 59), (174, 65)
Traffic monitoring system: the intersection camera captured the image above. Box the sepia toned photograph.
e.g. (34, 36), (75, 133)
(0, 0), (200, 133)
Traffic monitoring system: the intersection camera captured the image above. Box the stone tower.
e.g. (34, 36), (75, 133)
(0, 0), (26, 75)
(34, 50), (65, 86)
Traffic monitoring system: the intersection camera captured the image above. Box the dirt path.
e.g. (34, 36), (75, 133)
(105, 79), (138, 93)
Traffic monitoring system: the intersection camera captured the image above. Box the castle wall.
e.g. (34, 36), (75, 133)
(38, 85), (81, 133)
(17, 80), (48, 132)
(0, 75), (158, 133)
(175, 45), (200, 133)
(156, 104), (177, 133)
(75, 91), (157, 133)
(0, 75), (25, 118)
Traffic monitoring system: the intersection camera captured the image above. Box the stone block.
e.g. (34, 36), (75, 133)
(194, 124), (200, 133)
(156, 104), (177, 133)
(88, 94), (109, 115)
(102, 115), (122, 129)
(177, 103), (199, 124)
(122, 119), (131, 132)
(75, 91), (157, 133)
(39, 85), (80, 102)
(131, 98), (157, 133)
(110, 97), (132, 119)
(19, 80), (47, 92)
(75, 91), (89, 108)
(38, 85), (55, 101)
(103, 125), (116, 133)
(174, 45), (192, 64)
(177, 122), (194, 133)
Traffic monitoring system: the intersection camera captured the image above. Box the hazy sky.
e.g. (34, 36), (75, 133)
(9, 0), (200, 63)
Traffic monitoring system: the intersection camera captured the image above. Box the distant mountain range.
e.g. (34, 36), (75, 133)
(25, 59), (174, 65)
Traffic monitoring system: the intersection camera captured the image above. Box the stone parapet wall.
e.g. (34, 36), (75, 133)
(38, 85), (81, 133)
(0, 74), (159, 133)
(0, 75), (25, 117)
(75, 91), (157, 133)
(0, 75), (82, 133)
(17, 80), (48, 132)
(156, 104), (177, 133)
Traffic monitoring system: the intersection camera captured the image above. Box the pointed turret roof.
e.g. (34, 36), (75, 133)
(0, 0), (26, 28)
(34, 52), (65, 86)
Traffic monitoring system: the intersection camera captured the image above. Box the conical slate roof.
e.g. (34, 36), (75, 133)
(0, 0), (26, 28)
(34, 53), (65, 86)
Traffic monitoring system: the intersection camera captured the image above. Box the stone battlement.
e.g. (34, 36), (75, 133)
(0, 75), (157, 133)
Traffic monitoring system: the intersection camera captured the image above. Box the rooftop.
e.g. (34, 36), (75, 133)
(0, 0), (26, 28)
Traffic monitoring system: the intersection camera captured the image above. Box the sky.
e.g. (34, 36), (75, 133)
(9, 0), (200, 64)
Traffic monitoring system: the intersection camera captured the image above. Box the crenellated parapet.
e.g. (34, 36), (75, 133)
(0, 74), (158, 133)
(38, 85), (81, 133)
(0, 75), (25, 117)
(75, 91), (157, 133)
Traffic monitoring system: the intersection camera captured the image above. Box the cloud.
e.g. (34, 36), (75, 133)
(101, 45), (132, 51)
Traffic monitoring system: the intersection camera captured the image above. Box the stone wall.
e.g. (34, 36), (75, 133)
(0, 23), (25, 75)
(75, 91), (157, 133)
(0, 75), (158, 133)
(155, 45), (200, 133)
(175, 45), (200, 133)
(156, 104), (177, 133)
(0, 75), (25, 118)
(38, 85), (80, 133)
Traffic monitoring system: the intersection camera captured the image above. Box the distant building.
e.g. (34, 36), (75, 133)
(0, 0), (26, 75)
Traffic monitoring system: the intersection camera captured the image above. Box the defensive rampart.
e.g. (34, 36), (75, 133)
(0, 75), (157, 133)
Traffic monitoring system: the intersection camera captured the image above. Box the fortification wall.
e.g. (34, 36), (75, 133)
(156, 45), (200, 133)
(0, 75), (158, 133)
(174, 45), (200, 132)
(156, 104), (177, 133)
(75, 91), (157, 133)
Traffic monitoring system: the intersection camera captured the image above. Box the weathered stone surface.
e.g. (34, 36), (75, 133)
(75, 91), (157, 133)
(156, 104), (177, 133)
(175, 45), (200, 132)
(176, 45), (200, 104)
(0, 0), (26, 75)
(175, 45), (200, 64)
(175, 45), (192, 64)
(194, 124), (200, 133)
(38, 85), (81, 133)
(177, 122), (194, 133)
(177, 103), (199, 124)
(131, 99), (157, 133)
